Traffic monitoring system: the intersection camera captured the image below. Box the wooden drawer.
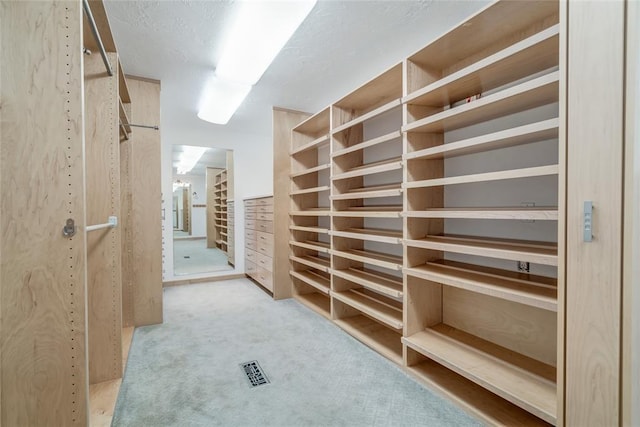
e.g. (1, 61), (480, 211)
(256, 238), (273, 258)
(256, 197), (273, 206)
(245, 211), (257, 220)
(245, 260), (257, 276)
(256, 231), (273, 247)
(256, 205), (273, 214)
(244, 199), (258, 207)
(245, 205), (258, 213)
(245, 229), (256, 242)
(255, 220), (273, 233)
(255, 212), (273, 221)
(245, 219), (256, 230)
(245, 238), (257, 251)
(256, 267), (273, 292)
(245, 248), (258, 264)
(256, 252), (272, 272)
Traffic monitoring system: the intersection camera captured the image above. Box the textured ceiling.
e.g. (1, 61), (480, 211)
(104, 0), (489, 148)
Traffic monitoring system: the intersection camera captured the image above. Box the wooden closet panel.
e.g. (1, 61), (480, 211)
(85, 52), (123, 384)
(273, 108), (311, 300)
(206, 168), (217, 249)
(120, 137), (134, 327)
(128, 78), (163, 326)
(623, 1), (640, 425)
(565, 1), (624, 425)
(0, 1), (88, 425)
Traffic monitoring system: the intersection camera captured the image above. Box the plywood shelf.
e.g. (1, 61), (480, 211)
(332, 98), (402, 134)
(332, 207), (402, 218)
(404, 165), (558, 189)
(403, 324), (556, 424)
(118, 61), (131, 104)
(332, 157), (403, 181)
(331, 184), (402, 200)
(332, 248), (402, 271)
(119, 99), (131, 134)
(331, 227), (403, 244)
(290, 185), (331, 196)
(290, 270), (330, 295)
(405, 234), (557, 266)
(294, 292), (331, 320)
(405, 260), (557, 311)
(292, 107), (330, 135)
(290, 163), (331, 178)
(404, 207), (558, 221)
(332, 289), (403, 330)
(290, 255), (331, 272)
(291, 134), (330, 155)
(332, 267), (403, 299)
(289, 225), (330, 235)
(334, 315), (403, 365)
(403, 71), (559, 134)
(332, 130), (402, 158)
(404, 25), (559, 107)
(289, 240), (331, 254)
(290, 209), (331, 217)
(405, 119), (559, 161)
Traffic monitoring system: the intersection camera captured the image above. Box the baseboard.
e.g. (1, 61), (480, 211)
(163, 273), (245, 287)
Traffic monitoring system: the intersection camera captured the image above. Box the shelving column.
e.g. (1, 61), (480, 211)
(329, 63), (405, 364)
(401, 1), (561, 425)
(289, 108), (332, 318)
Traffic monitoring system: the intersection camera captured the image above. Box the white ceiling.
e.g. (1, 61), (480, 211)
(104, 0), (489, 148)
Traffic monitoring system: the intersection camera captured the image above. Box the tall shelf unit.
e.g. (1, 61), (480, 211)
(288, 1), (562, 424)
(214, 169), (229, 253)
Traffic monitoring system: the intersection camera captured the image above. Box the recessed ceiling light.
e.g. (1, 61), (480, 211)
(197, 76), (251, 125)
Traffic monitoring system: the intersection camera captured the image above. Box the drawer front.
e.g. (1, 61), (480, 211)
(256, 197), (273, 206)
(256, 267), (273, 292)
(245, 211), (257, 220)
(244, 199), (258, 207)
(245, 260), (257, 276)
(244, 219), (256, 230)
(245, 248), (258, 264)
(256, 240), (273, 258)
(255, 212), (273, 221)
(245, 229), (256, 242)
(256, 205), (273, 214)
(256, 252), (272, 272)
(245, 205), (258, 213)
(245, 238), (257, 251)
(255, 220), (273, 233)
(256, 231), (273, 248)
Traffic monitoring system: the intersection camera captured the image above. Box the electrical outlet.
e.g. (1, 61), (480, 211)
(517, 261), (530, 273)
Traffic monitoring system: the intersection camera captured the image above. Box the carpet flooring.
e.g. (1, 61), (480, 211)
(112, 279), (483, 426)
(173, 238), (232, 275)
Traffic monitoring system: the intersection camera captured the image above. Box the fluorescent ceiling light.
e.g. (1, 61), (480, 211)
(216, 0), (317, 85)
(197, 76), (251, 125)
(176, 146), (208, 175)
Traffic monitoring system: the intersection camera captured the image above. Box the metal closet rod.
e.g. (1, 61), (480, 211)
(86, 216), (118, 232)
(129, 123), (160, 130)
(82, 0), (114, 77)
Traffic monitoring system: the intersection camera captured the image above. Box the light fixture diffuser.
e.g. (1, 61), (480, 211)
(197, 76), (251, 125)
(176, 146), (208, 175)
(215, 0), (317, 85)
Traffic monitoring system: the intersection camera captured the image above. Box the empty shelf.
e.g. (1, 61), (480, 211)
(404, 165), (558, 188)
(292, 107), (330, 135)
(334, 315), (402, 365)
(290, 270), (330, 295)
(289, 240), (331, 254)
(332, 248), (402, 271)
(290, 209), (331, 217)
(404, 25), (559, 107)
(333, 98), (402, 134)
(291, 134), (330, 155)
(290, 163), (331, 178)
(403, 324), (556, 424)
(290, 185), (330, 196)
(294, 292), (331, 320)
(289, 225), (330, 234)
(332, 130), (402, 158)
(404, 207), (558, 221)
(332, 157), (403, 180)
(405, 260), (557, 311)
(332, 205), (402, 218)
(331, 227), (402, 244)
(405, 235), (557, 266)
(403, 71), (559, 134)
(290, 255), (331, 272)
(405, 119), (559, 161)
(332, 289), (402, 330)
(332, 267), (403, 299)
(332, 184), (402, 200)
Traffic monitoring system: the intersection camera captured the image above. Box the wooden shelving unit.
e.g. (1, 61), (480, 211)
(288, 1), (562, 424)
(290, 108), (332, 318)
(213, 169), (228, 253)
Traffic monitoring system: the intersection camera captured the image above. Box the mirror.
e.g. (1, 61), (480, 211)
(172, 145), (234, 276)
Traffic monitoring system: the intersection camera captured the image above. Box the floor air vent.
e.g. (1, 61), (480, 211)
(240, 360), (270, 387)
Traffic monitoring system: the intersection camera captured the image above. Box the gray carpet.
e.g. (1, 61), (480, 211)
(173, 238), (232, 275)
(112, 279), (483, 427)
